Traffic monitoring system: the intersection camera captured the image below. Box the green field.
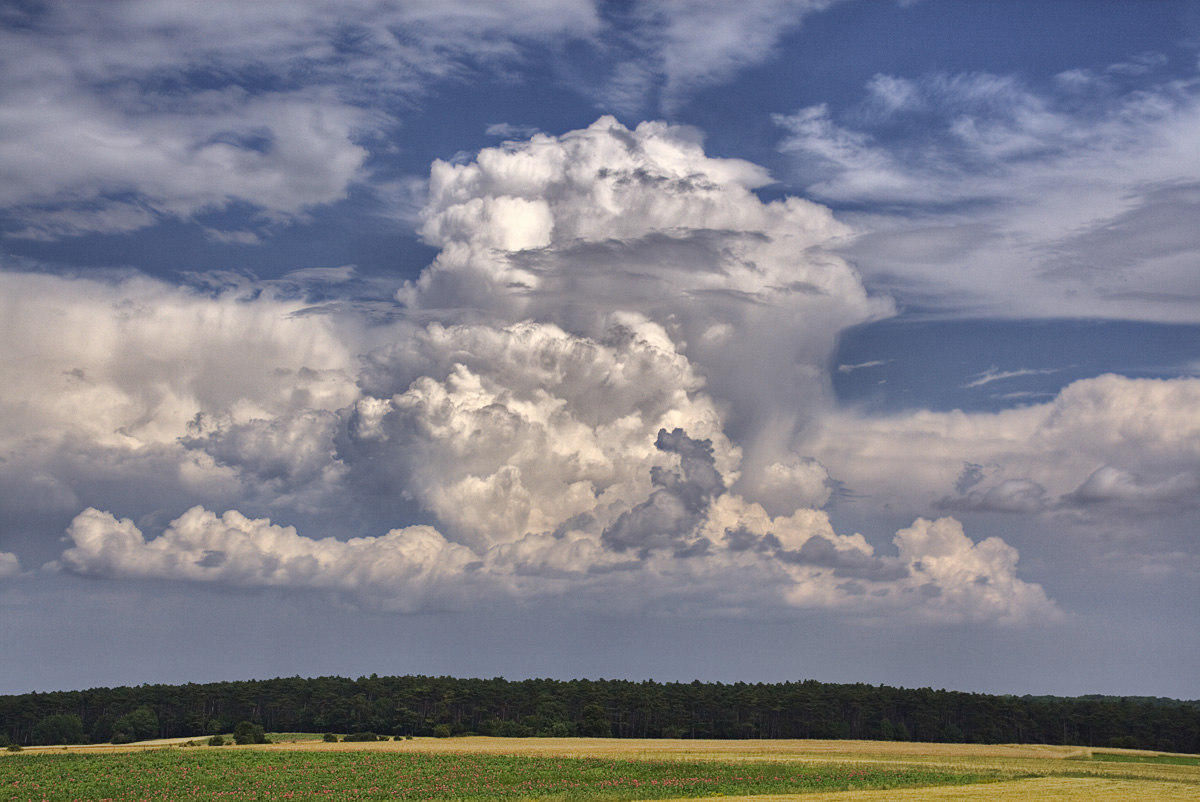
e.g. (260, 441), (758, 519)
(2, 737), (1198, 802)
(0, 750), (997, 801)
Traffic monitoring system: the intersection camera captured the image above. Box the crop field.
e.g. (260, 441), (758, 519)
(2, 737), (1198, 802)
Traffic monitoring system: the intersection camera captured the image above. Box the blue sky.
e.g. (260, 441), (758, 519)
(1, 0), (1199, 700)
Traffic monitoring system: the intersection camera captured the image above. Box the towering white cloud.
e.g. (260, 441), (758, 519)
(17, 118), (1058, 624)
(406, 116), (892, 505)
(342, 316), (737, 550)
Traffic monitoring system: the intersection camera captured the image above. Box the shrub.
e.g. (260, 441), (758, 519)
(233, 721), (266, 745)
(6, 744), (21, 752)
(111, 707), (159, 744)
(342, 731), (380, 742)
(208, 734), (226, 746)
(323, 732), (338, 743)
(432, 724), (452, 739)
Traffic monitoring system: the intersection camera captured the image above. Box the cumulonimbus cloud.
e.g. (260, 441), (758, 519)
(5, 118), (1065, 624)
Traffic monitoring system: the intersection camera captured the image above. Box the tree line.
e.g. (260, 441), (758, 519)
(1, 674), (1196, 752)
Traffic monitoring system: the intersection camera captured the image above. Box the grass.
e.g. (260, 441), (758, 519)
(1087, 752), (1200, 766)
(1, 737), (1196, 802)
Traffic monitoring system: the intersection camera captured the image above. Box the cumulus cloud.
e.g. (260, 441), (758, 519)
(340, 317), (737, 550)
(776, 67), (1200, 322)
(58, 506), (477, 612)
(0, 552), (21, 579)
(890, 517), (1057, 625)
(404, 116), (891, 508)
(3, 117), (1057, 624)
(57, 494), (1057, 623)
(0, 271), (361, 454)
(810, 374), (1200, 518)
(0, 269), (372, 529)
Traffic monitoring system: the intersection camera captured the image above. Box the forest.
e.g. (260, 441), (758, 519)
(1, 674), (1197, 751)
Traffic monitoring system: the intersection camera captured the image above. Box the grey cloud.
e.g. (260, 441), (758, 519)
(1065, 465), (1200, 508)
(778, 534), (909, 581)
(196, 550), (227, 568)
(724, 525), (769, 552)
(954, 462), (985, 494)
(181, 409), (343, 491)
(1040, 182), (1200, 282)
(601, 428), (724, 556)
(936, 478), (1050, 514)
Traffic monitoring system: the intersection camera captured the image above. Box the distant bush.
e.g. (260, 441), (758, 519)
(233, 721), (267, 745)
(323, 732), (338, 742)
(342, 732), (380, 742)
(5, 744), (21, 752)
(208, 734), (226, 746)
(432, 724), (452, 739)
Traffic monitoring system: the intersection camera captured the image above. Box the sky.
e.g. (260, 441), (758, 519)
(1, 0), (1198, 700)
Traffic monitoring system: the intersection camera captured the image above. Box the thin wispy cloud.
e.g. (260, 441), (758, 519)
(777, 61), (1200, 323)
(837, 359), (890, 374)
(962, 365), (1059, 389)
